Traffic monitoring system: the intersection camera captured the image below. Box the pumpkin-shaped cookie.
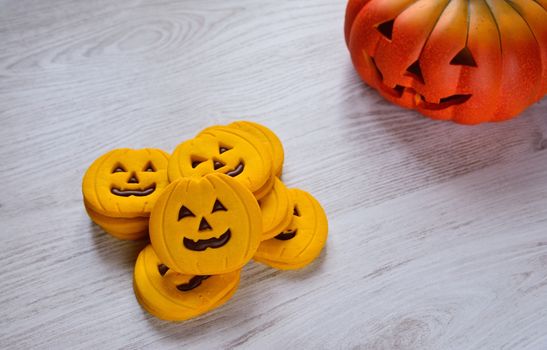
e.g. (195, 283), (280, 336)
(83, 148), (170, 217)
(168, 126), (273, 196)
(150, 173), (262, 275)
(85, 205), (149, 240)
(254, 189), (328, 270)
(134, 245), (240, 321)
(258, 178), (293, 241)
(228, 121), (284, 177)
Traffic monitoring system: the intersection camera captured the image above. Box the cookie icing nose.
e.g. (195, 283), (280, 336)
(128, 172), (139, 183)
(199, 217), (212, 231)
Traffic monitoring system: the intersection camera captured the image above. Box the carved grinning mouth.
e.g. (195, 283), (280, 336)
(225, 162), (244, 177)
(111, 184), (156, 197)
(416, 93), (472, 110)
(369, 56), (472, 110)
(275, 230), (297, 241)
(183, 229), (231, 251)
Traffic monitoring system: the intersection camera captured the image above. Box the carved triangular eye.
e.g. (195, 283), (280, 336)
(450, 46), (477, 67)
(178, 205), (195, 220)
(157, 264), (169, 276)
(212, 199), (227, 212)
(219, 146), (230, 154)
(112, 165), (126, 173)
(144, 162), (155, 172)
(293, 205), (301, 217)
(377, 19), (395, 40)
(405, 60), (424, 84)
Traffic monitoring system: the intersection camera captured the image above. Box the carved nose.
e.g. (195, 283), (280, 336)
(213, 160), (225, 170)
(199, 217), (212, 231)
(128, 172), (139, 183)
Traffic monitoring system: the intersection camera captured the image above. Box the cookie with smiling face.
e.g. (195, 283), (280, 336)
(149, 173), (262, 275)
(133, 245), (240, 321)
(227, 121), (284, 177)
(168, 126), (274, 199)
(254, 188), (328, 270)
(82, 148), (170, 239)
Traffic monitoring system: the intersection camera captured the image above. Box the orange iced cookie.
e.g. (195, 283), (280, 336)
(134, 245), (240, 321)
(150, 173), (262, 275)
(168, 126), (273, 199)
(82, 148), (170, 239)
(254, 189), (328, 270)
(228, 121), (284, 177)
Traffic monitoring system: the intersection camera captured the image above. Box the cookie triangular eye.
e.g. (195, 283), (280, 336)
(112, 165), (126, 173)
(157, 264), (169, 276)
(191, 157), (206, 169)
(212, 199), (227, 212)
(144, 162), (155, 172)
(178, 205), (195, 220)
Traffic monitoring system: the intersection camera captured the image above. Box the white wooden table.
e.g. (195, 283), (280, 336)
(1, 0), (546, 348)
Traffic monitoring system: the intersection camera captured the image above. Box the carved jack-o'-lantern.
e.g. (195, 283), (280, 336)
(149, 173), (262, 275)
(345, 0), (547, 124)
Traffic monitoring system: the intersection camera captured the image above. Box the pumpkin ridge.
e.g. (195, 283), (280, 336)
(294, 192), (320, 259)
(408, 0), (452, 91)
(503, 0), (545, 99)
(370, 0), (420, 43)
(93, 150), (121, 213)
(161, 180), (180, 272)
(532, 0), (546, 11)
(482, 0), (503, 57)
(223, 176), (252, 263)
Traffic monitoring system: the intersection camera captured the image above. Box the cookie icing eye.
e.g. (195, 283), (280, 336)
(213, 160), (225, 170)
(212, 199), (227, 213)
(144, 162), (155, 172)
(191, 157), (206, 169)
(112, 165), (126, 173)
(157, 264), (169, 276)
(178, 206), (195, 220)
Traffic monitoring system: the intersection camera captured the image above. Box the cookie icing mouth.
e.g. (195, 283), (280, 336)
(176, 275), (210, 292)
(225, 162), (244, 177)
(183, 229), (231, 251)
(275, 230), (297, 241)
(111, 184), (156, 197)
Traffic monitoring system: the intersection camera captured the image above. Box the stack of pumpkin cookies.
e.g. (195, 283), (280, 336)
(82, 121), (328, 321)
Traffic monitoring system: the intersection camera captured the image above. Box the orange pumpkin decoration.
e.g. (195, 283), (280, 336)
(345, 0), (547, 124)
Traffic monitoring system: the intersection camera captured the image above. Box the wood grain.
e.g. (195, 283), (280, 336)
(1, 0), (546, 348)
